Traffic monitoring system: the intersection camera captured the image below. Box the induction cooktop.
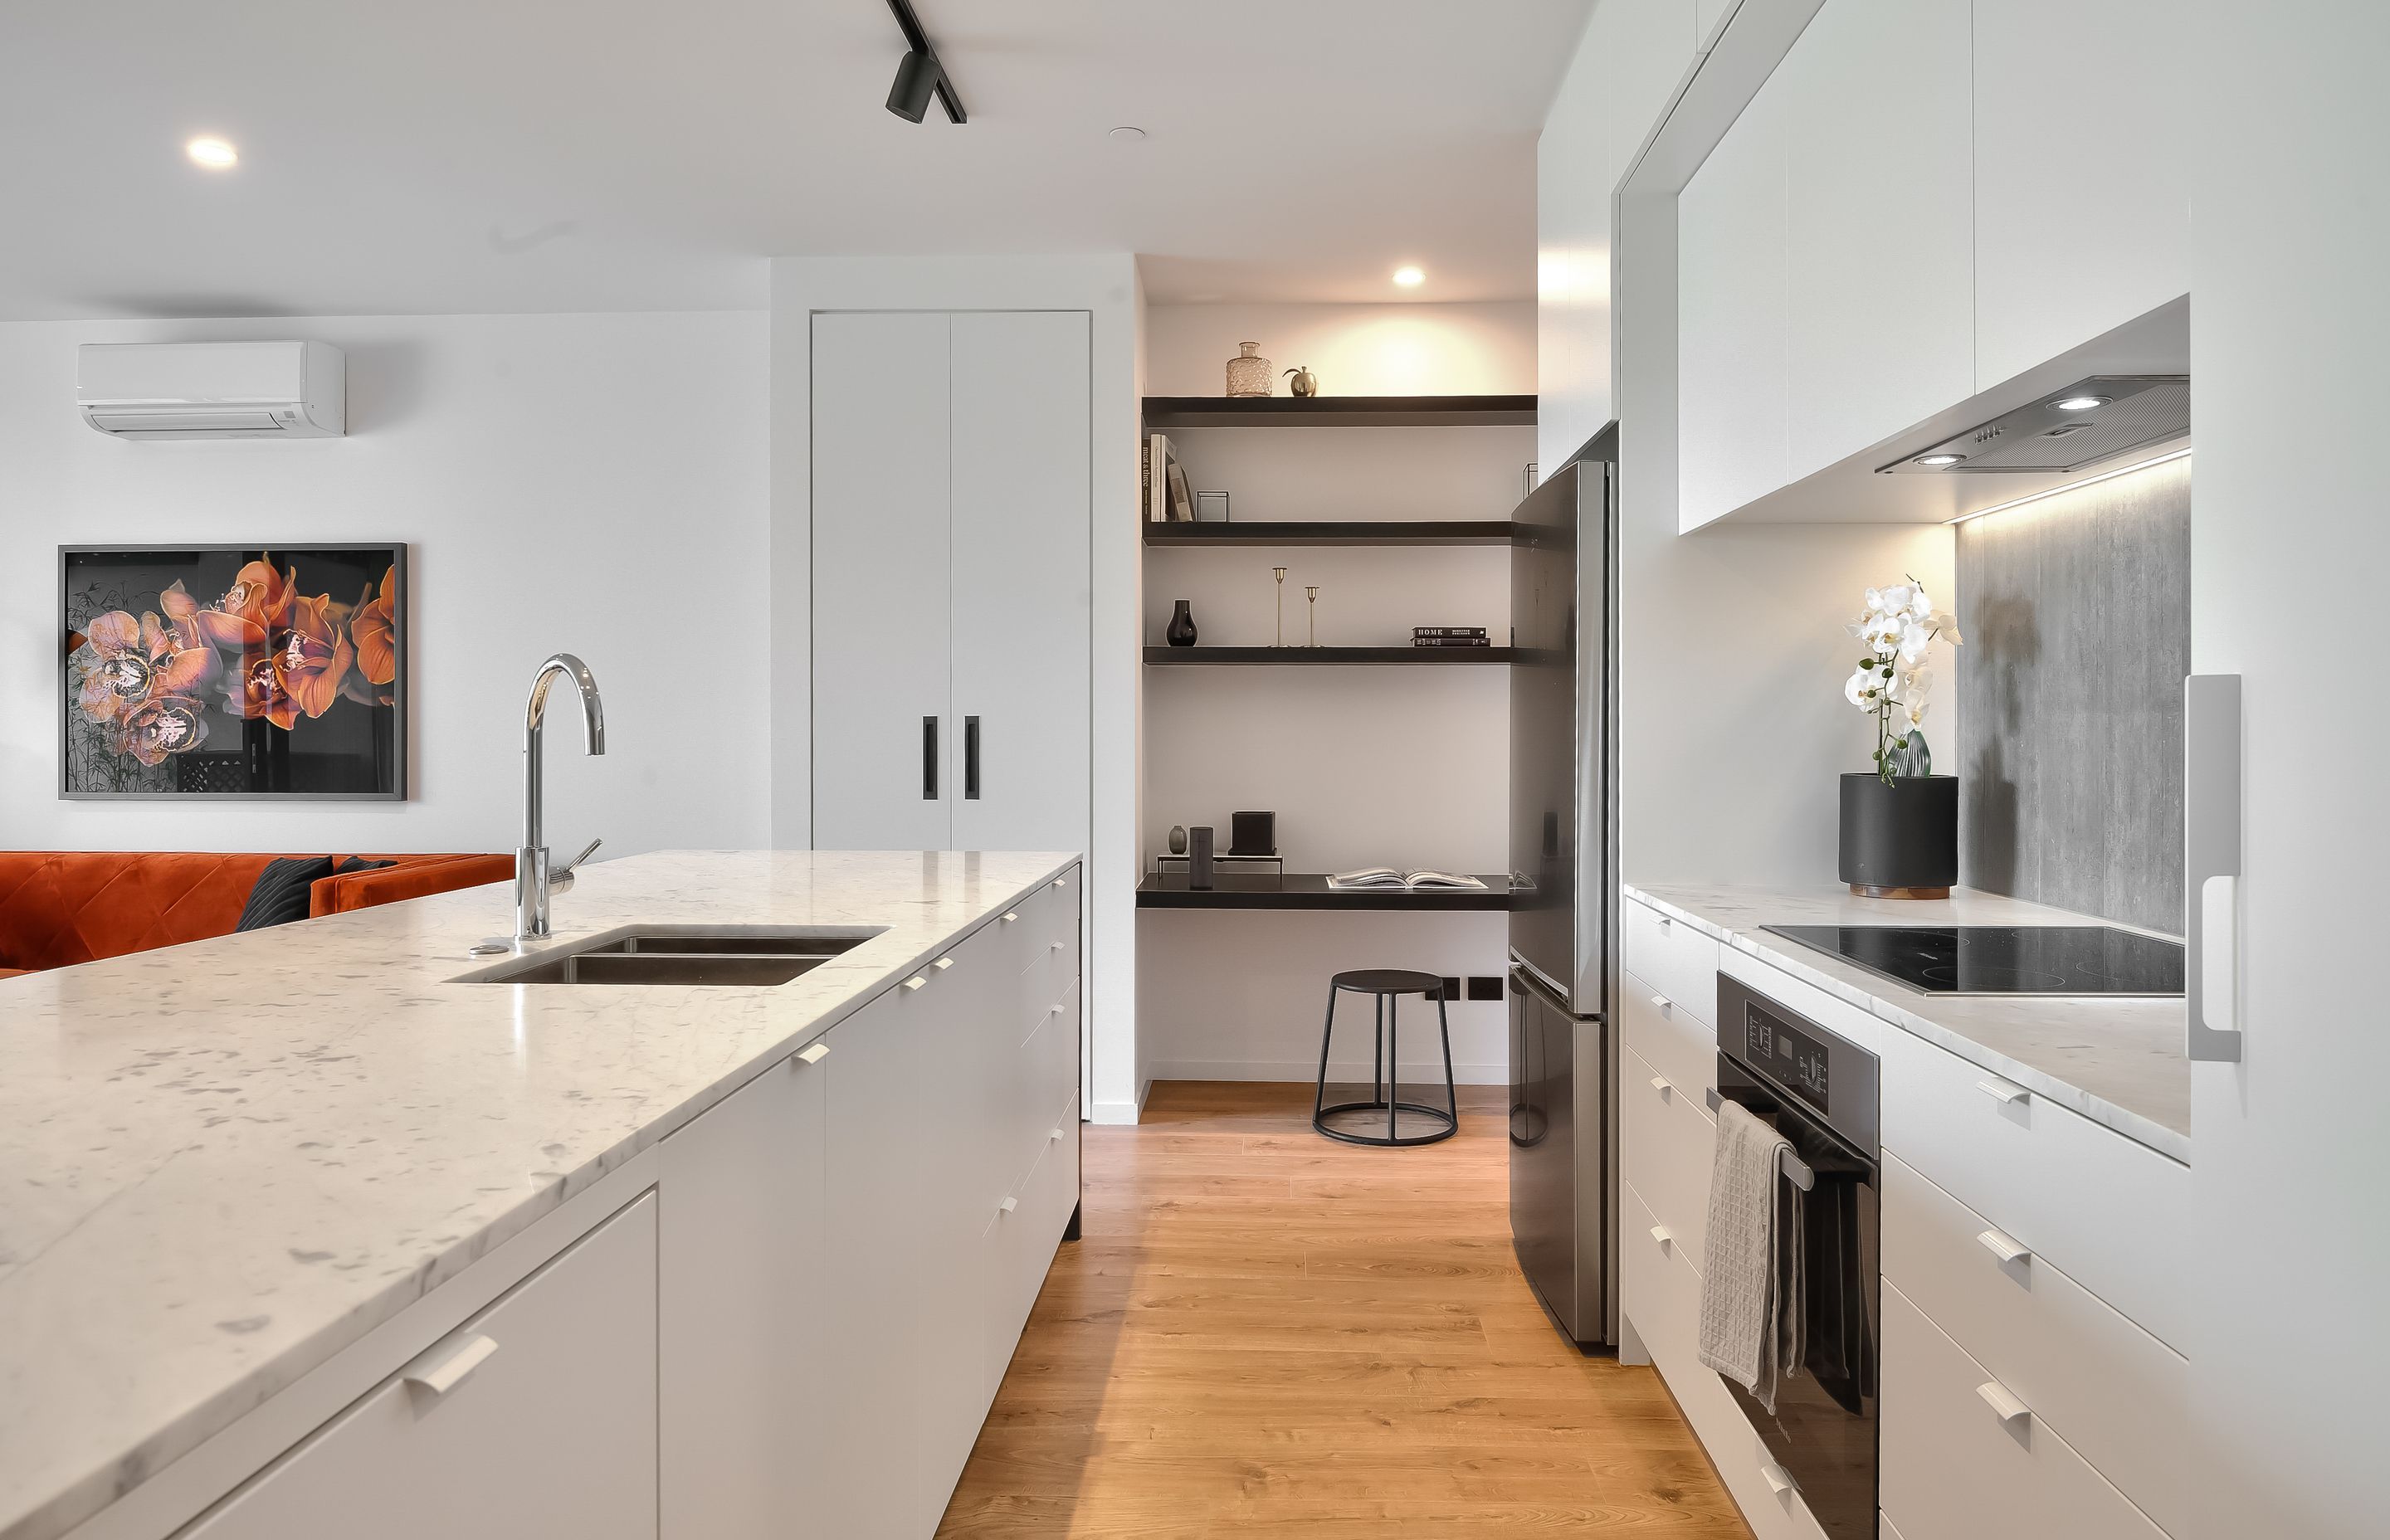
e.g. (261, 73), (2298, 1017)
(1761, 924), (2186, 997)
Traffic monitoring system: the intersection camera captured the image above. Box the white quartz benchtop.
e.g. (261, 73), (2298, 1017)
(0, 848), (1079, 1540)
(1623, 882), (2190, 1164)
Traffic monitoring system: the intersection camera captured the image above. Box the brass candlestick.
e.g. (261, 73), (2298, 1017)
(1305, 586), (1319, 647)
(1272, 567), (1289, 646)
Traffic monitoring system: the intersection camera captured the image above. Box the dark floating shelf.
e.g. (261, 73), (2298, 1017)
(1144, 646), (1513, 665)
(1137, 872), (1514, 912)
(1141, 394), (1536, 429)
(1144, 520), (1521, 548)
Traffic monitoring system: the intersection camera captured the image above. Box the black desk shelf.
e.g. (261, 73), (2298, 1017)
(1141, 395), (1535, 430)
(1137, 873), (1513, 911)
(1144, 520), (1520, 548)
(1144, 646), (1512, 665)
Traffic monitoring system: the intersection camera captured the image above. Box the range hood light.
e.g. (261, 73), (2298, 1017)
(2052, 394), (2110, 412)
(1914, 452), (1965, 466)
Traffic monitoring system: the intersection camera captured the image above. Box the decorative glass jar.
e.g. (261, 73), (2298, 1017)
(1225, 342), (1272, 397)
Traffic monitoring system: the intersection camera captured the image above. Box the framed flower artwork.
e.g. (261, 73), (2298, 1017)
(59, 544), (407, 799)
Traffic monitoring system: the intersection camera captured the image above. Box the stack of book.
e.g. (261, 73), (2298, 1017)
(1412, 626), (1490, 649)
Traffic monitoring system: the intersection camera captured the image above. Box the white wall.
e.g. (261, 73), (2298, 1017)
(1538, 0), (1705, 471)
(1143, 301), (1536, 397)
(1134, 300), (1531, 1089)
(768, 256), (1144, 1123)
(0, 311), (768, 860)
(2187, 3), (2390, 1534)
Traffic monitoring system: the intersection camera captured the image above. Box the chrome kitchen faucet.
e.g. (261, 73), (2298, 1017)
(517, 652), (606, 940)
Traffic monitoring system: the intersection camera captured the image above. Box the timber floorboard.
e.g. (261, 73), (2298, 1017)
(935, 1080), (1752, 1538)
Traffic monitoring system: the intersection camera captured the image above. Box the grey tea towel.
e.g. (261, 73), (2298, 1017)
(1696, 1099), (1805, 1413)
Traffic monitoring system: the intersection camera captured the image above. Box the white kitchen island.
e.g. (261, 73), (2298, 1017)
(0, 849), (1084, 1540)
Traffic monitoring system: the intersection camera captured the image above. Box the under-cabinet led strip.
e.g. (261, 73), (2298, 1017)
(1943, 445), (2192, 526)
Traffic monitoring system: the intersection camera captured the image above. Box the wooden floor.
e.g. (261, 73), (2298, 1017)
(936, 1081), (1753, 1537)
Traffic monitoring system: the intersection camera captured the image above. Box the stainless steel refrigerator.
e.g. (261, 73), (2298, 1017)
(1506, 431), (1617, 1349)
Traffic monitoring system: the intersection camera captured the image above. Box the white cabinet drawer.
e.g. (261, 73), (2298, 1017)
(1624, 1044), (1716, 1276)
(1622, 968), (1715, 1106)
(184, 1195), (658, 1540)
(1878, 1027), (2188, 1349)
(1881, 1282), (2166, 1540)
(986, 1094), (1079, 1401)
(1621, 899), (1720, 1028)
(1881, 1153), (2186, 1535)
(1622, 1187), (1829, 1540)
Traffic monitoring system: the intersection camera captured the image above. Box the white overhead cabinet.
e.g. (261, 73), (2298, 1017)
(1971, 0), (2189, 390)
(1678, 0), (2186, 527)
(812, 309), (1092, 854)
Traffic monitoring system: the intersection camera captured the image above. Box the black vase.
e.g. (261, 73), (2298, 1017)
(1165, 599), (1197, 647)
(1838, 773), (1958, 898)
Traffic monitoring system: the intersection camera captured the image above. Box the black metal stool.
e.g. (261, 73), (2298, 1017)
(1311, 968), (1459, 1147)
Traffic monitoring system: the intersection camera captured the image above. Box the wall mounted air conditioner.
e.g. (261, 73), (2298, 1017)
(77, 340), (345, 439)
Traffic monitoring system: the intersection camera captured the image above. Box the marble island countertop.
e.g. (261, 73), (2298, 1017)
(0, 848), (1078, 1540)
(1624, 882), (2190, 1163)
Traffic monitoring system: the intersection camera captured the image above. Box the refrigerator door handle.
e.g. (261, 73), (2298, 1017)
(2184, 675), (2243, 1062)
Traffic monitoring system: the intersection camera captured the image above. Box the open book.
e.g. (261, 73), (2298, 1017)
(1328, 868), (1488, 892)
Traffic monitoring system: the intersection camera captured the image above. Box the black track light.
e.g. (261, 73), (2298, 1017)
(887, 50), (943, 123)
(883, 0), (966, 124)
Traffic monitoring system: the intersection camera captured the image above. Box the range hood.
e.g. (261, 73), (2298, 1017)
(1879, 375), (2189, 475)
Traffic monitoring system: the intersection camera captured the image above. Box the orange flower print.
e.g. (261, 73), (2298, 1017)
(350, 565), (397, 690)
(269, 591), (355, 719)
(76, 607), (215, 724)
(112, 694), (210, 766)
(190, 558), (295, 652)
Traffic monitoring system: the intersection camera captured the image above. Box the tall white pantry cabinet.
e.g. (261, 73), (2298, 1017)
(809, 309), (1093, 859)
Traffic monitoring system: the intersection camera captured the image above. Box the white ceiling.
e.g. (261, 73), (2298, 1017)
(0, 1), (1591, 320)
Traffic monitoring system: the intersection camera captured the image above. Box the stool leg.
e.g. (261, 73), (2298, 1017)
(1387, 992), (1400, 1143)
(1371, 993), (1384, 1109)
(1313, 984), (1338, 1128)
(1436, 987), (1458, 1128)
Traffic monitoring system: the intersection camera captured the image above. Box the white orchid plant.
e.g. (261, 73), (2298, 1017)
(1846, 578), (1962, 786)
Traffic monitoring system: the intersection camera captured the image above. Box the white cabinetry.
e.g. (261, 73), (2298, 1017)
(1778, 0), (1973, 473)
(1971, 0), (2189, 388)
(811, 309), (1091, 854)
(1677, 61), (1788, 530)
(183, 1196), (659, 1540)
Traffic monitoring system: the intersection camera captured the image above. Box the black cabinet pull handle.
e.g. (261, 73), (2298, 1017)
(963, 716), (981, 800)
(921, 716), (939, 800)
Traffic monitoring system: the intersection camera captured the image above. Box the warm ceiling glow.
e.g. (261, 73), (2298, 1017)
(185, 137), (238, 170)
(1392, 266), (1425, 288)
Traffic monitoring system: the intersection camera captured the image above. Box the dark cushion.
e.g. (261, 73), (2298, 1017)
(235, 857), (337, 933)
(334, 856), (396, 875)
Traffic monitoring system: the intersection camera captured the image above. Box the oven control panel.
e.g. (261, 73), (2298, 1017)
(1744, 1001), (1831, 1114)
(1714, 972), (1880, 1157)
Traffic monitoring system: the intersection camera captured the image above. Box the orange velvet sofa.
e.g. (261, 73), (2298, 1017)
(0, 850), (515, 979)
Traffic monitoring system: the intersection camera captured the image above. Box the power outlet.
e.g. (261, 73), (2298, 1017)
(1466, 975), (1505, 1001)
(1439, 976), (1462, 1002)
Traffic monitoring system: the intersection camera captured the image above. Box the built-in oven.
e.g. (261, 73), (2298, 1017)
(1713, 973), (1880, 1540)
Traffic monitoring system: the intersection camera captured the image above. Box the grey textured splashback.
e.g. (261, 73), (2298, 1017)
(1954, 456), (2191, 933)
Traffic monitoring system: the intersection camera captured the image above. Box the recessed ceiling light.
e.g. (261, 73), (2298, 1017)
(2051, 394), (2109, 412)
(1914, 452), (1965, 466)
(1393, 266), (1425, 288)
(1107, 125), (1147, 143)
(185, 136), (238, 170)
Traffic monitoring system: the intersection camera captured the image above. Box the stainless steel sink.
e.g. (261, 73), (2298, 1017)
(455, 926), (882, 987)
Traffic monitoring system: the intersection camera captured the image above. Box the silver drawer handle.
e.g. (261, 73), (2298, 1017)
(1051, 1127), (1066, 1141)
(902, 976), (928, 992)
(1648, 1075), (1674, 1100)
(1656, 915), (1672, 931)
(1002, 911), (1019, 923)
(1976, 1380), (2033, 1425)
(1648, 1224), (1672, 1250)
(1000, 1196), (1018, 1213)
(1977, 1227), (2032, 1265)
(405, 1334), (498, 1397)
(1053, 877), (1068, 889)
(1976, 1076), (2030, 1106)
(1651, 993), (1673, 1012)
(1704, 1087), (1722, 1114)
(1758, 1460), (1797, 1497)
(934, 956), (954, 971)
(792, 1041), (831, 1067)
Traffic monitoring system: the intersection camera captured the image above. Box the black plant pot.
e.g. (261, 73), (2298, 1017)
(1165, 599), (1198, 647)
(1838, 773), (1958, 898)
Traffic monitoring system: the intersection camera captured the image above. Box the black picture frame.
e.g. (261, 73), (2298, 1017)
(58, 543), (410, 801)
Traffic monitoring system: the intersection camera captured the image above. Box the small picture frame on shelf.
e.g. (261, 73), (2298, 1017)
(1194, 490), (1231, 524)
